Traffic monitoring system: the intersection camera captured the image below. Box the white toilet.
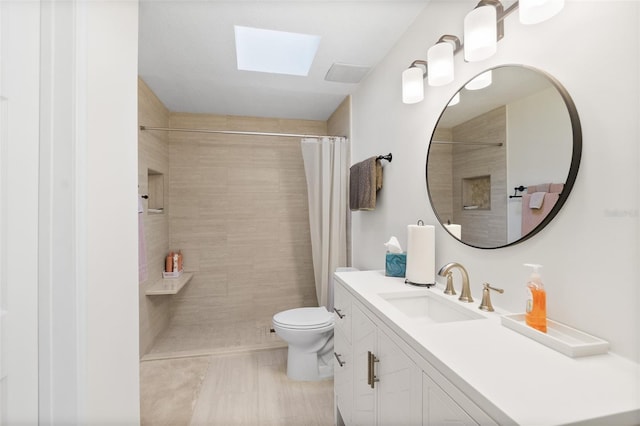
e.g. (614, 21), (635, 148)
(272, 306), (335, 381)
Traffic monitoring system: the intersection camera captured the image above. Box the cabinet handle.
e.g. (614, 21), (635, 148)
(334, 308), (345, 319)
(334, 352), (345, 367)
(367, 351), (379, 389)
(367, 351), (371, 386)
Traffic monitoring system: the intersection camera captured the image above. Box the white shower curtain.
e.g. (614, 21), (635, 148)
(301, 137), (350, 311)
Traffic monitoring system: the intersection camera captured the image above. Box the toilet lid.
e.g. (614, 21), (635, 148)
(273, 307), (334, 328)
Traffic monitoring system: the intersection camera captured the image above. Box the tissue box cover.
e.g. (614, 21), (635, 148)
(385, 253), (406, 277)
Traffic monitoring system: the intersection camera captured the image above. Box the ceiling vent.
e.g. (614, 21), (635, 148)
(325, 63), (371, 84)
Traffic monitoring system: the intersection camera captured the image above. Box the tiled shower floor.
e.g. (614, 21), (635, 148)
(144, 320), (286, 360)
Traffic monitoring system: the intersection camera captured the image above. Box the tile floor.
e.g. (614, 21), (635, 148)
(140, 348), (334, 426)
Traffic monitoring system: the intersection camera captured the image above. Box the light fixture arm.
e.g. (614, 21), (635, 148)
(408, 59), (428, 78)
(436, 34), (462, 54)
(499, 0), (520, 23)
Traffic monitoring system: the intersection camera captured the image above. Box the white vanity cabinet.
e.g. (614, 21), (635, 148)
(334, 328), (353, 425)
(334, 277), (495, 426)
(335, 280), (422, 426)
(422, 373), (477, 425)
(351, 302), (422, 426)
(334, 282), (352, 341)
(334, 282), (353, 425)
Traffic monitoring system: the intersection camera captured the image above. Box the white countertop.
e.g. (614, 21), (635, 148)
(335, 270), (640, 426)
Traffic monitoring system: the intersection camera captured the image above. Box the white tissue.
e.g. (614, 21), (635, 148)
(384, 236), (403, 253)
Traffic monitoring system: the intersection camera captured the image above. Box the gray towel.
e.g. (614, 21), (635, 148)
(349, 157), (382, 211)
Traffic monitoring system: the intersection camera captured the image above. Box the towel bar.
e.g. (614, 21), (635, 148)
(508, 185), (527, 198)
(377, 153), (392, 162)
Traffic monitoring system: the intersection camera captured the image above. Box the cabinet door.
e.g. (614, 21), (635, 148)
(423, 373), (478, 425)
(351, 305), (377, 426)
(334, 327), (353, 425)
(377, 329), (422, 426)
(334, 282), (352, 343)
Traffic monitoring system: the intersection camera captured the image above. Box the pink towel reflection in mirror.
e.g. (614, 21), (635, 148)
(521, 192), (560, 235)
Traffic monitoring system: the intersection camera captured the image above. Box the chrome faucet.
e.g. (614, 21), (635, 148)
(437, 262), (473, 303)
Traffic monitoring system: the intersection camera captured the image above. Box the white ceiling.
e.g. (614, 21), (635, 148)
(138, 0), (431, 121)
(437, 66), (555, 128)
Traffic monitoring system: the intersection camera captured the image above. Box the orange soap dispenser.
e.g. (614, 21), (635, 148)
(524, 263), (547, 333)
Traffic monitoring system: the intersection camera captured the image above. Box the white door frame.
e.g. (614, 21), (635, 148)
(2, 1), (141, 423)
(38, 0), (88, 422)
(0, 0), (41, 422)
(1, 0), (90, 423)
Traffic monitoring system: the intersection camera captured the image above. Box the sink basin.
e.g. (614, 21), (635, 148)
(379, 290), (484, 324)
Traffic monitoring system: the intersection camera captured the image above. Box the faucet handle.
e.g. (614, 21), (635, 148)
(479, 283), (504, 312)
(443, 271), (456, 295)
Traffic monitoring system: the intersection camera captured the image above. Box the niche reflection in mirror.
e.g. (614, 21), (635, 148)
(426, 65), (581, 249)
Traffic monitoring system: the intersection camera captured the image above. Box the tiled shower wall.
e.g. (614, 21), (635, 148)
(427, 127), (454, 224)
(427, 107), (506, 247)
(167, 113), (327, 330)
(138, 78), (171, 356)
(452, 106), (507, 247)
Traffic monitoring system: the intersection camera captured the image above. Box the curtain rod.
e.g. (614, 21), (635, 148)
(139, 125), (345, 139)
(432, 140), (503, 147)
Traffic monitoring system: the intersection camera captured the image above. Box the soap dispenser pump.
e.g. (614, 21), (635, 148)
(524, 263), (547, 333)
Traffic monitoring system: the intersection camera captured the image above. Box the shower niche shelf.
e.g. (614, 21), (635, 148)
(147, 169), (165, 214)
(146, 272), (193, 296)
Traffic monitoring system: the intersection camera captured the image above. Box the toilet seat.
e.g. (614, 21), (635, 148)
(273, 307), (334, 330)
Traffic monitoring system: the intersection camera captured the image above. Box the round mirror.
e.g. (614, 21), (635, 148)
(426, 65), (581, 249)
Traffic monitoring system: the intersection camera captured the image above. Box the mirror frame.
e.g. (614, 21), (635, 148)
(426, 64), (582, 249)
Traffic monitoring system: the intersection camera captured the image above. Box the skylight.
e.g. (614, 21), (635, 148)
(234, 26), (321, 77)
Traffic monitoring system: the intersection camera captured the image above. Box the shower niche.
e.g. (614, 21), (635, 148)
(462, 175), (491, 210)
(147, 168), (164, 214)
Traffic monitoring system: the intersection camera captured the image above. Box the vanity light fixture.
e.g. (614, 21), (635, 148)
(401, 0), (564, 104)
(464, 70), (492, 90)
(402, 60), (427, 104)
(519, 0), (564, 25)
(464, 1), (503, 62)
(427, 35), (461, 87)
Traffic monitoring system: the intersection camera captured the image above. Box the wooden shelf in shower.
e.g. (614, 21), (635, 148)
(146, 272), (194, 295)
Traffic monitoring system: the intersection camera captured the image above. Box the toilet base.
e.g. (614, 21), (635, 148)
(286, 345), (334, 381)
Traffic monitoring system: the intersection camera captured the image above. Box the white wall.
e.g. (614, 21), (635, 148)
(84, 0), (140, 422)
(506, 87), (572, 241)
(351, 1), (639, 362)
(1, 1), (40, 422)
